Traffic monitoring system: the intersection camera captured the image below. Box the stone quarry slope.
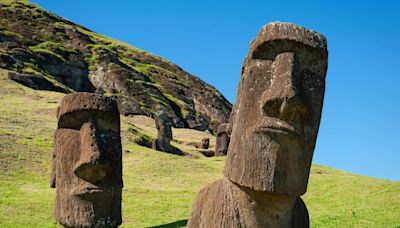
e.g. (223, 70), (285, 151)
(0, 0), (232, 132)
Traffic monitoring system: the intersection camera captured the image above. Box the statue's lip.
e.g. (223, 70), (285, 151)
(71, 187), (113, 196)
(255, 122), (301, 136)
(256, 126), (299, 135)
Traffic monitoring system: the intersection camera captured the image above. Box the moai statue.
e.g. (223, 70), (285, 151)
(50, 92), (123, 227)
(153, 110), (173, 152)
(188, 22), (328, 227)
(197, 138), (210, 149)
(214, 123), (230, 156)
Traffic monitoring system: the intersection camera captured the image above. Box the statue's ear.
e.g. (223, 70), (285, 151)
(50, 176), (56, 188)
(51, 107), (60, 188)
(50, 142), (56, 188)
(56, 106), (60, 120)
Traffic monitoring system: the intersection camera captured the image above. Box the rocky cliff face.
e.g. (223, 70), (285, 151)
(0, 0), (232, 131)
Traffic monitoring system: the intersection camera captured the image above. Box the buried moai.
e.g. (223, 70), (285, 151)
(50, 93), (123, 227)
(200, 137), (210, 149)
(188, 22), (328, 227)
(194, 137), (210, 149)
(214, 123), (230, 156)
(152, 110), (182, 155)
(153, 110), (173, 152)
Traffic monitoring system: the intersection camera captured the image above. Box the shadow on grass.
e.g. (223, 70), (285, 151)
(148, 219), (188, 228)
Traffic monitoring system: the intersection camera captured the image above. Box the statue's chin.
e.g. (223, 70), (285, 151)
(73, 190), (115, 202)
(55, 188), (121, 227)
(235, 132), (309, 195)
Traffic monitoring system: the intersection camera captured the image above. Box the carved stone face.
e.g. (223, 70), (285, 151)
(51, 93), (122, 227)
(215, 123), (230, 156)
(224, 22), (328, 196)
(200, 138), (210, 149)
(155, 110), (173, 143)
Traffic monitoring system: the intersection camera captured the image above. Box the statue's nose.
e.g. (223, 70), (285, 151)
(261, 52), (308, 121)
(74, 119), (111, 183)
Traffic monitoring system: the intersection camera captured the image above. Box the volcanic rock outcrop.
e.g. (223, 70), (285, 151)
(50, 92), (123, 227)
(188, 22), (328, 227)
(0, 1), (232, 131)
(214, 123), (230, 156)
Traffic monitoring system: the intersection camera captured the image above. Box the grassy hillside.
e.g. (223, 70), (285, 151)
(0, 69), (399, 227)
(0, 0), (232, 131)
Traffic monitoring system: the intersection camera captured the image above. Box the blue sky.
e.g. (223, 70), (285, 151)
(30, 0), (400, 181)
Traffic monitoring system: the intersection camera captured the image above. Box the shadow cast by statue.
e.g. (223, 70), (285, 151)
(148, 219), (188, 228)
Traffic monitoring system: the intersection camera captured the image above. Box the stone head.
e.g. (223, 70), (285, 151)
(155, 110), (173, 141)
(215, 123), (230, 156)
(224, 22), (328, 196)
(200, 137), (210, 149)
(50, 92), (122, 227)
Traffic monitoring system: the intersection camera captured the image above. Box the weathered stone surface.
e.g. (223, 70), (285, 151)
(215, 123), (230, 156)
(188, 22), (328, 227)
(224, 22), (328, 195)
(188, 178), (309, 227)
(51, 92), (122, 227)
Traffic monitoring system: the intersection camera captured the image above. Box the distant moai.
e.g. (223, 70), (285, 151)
(195, 137), (210, 149)
(214, 123), (230, 156)
(153, 110), (173, 151)
(200, 137), (210, 149)
(152, 110), (182, 154)
(50, 92), (123, 227)
(188, 22), (328, 227)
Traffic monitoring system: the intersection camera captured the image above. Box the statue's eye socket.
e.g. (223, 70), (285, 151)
(58, 111), (119, 131)
(262, 98), (281, 117)
(57, 110), (94, 130)
(58, 118), (89, 130)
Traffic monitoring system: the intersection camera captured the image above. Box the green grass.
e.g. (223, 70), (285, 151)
(163, 93), (185, 107)
(0, 28), (22, 39)
(0, 68), (399, 227)
(29, 48), (65, 61)
(29, 41), (78, 59)
(1, 0), (210, 124)
(0, 0), (28, 5)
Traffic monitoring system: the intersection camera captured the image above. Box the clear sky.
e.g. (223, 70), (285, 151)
(30, 0), (400, 181)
